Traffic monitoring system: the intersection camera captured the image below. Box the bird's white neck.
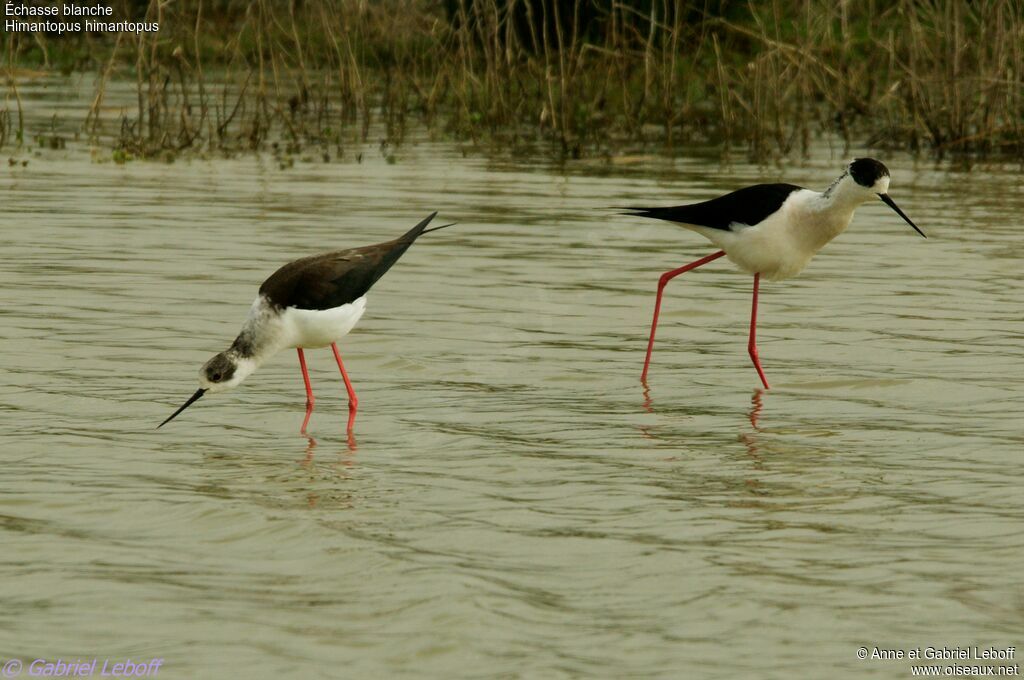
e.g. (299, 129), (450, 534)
(228, 296), (288, 367)
(794, 172), (886, 245)
(223, 354), (260, 388)
(819, 171), (888, 209)
(777, 173), (871, 256)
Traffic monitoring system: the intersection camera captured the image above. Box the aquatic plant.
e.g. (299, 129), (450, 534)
(1, 0), (1021, 160)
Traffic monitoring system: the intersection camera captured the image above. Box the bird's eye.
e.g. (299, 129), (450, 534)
(211, 373), (222, 382)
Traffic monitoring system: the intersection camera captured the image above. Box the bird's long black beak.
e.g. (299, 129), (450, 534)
(878, 193), (926, 238)
(158, 388), (206, 428)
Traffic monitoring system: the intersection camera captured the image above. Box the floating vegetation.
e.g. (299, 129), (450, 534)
(2, 0), (1022, 161)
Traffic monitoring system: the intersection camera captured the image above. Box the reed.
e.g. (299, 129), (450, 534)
(3, 30), (26, 148)
(1, 0), (1021, 160)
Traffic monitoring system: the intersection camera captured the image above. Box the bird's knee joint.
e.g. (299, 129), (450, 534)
(658, 275), (674, 289)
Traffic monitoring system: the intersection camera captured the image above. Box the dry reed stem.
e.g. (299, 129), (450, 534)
(4, 0), (1020, 159)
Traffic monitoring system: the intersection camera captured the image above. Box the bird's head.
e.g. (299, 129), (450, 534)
(842, 158), (926, 238)
(158, 351), (257, 428)
(199, 351), (255, 393)
(847, 157), (891, 196)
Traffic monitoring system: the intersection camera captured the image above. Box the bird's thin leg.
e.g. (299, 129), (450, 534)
(330, 343), (358, 433)
(297, 348), (315, 434)
(641, 250), (726, 382)
(748, 273), (771, 390)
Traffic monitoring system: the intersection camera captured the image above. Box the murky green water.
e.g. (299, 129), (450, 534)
(2, 78), (1023, 679)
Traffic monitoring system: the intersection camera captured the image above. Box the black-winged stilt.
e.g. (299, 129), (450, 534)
(158, 212), (452, 433)
(624, 158), (925, 389)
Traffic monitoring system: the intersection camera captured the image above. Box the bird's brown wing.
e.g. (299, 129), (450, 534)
(259, 239), (414, 311)
(258, 212), (439, 310)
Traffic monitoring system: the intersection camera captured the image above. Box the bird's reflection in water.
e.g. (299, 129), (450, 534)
(298, 433), (358, 509)
(637, 379), (660, 444)
(300, 434), (319, 465)
(637, 381), (768, 466)
(298, 432), (357, 467)
(641, 379), (654, 415)
(741, 388), (766, 463)
(748, 389), (765, 430)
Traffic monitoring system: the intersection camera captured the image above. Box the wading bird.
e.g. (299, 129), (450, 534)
(624, 158), (925, 389)
(159, 212), (451, 434)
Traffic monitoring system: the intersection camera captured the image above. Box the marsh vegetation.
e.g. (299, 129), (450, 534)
(3, 0), (1023, 161)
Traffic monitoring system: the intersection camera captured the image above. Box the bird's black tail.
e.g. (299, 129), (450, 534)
(397, 211), (440, 242)
(617, 206), (678, 222)
(396, 213), (457, 239)
(422, 221), (458, 234)
(354, 212), (453, 295)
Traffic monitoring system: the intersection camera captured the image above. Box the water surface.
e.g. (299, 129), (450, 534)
(1, 77), (1023, 679)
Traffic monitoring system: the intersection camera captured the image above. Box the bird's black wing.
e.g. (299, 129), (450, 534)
(623, 183), (804, 230)
(259, 212), (437, 311)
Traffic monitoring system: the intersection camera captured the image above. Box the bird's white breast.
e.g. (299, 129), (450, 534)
(690, 189), (855, 281)
(278, 296), (368, 349)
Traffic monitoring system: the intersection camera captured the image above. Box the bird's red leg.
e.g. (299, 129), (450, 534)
(297, 348), (315, 434)
(641, 250), (726, 382)
(748, 273), (771, 390)
(330, 342), (358, 433)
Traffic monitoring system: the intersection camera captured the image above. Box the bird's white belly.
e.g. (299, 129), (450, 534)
(723, 228), (814, 281)
(278, 296), (367, 349)
(688, 201), (852, 281)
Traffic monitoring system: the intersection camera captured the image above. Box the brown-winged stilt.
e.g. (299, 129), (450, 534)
(158, 212), (453, 434)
